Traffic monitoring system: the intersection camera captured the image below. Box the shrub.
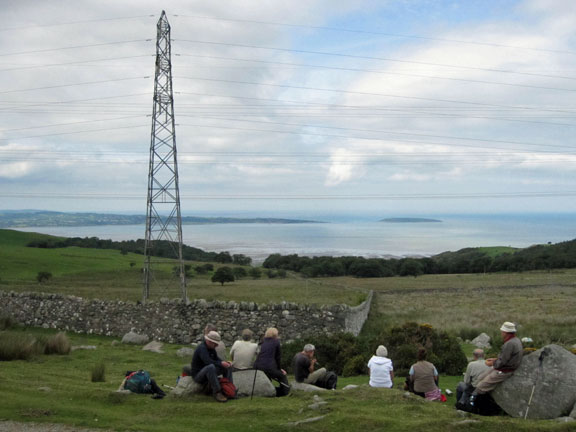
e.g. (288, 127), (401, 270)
(342, 354), (366, 377)
(91, 362), (106, 382)
(36, 271), (52, 283)
(249, 267), (262, 279)
(44, 332), (71, 355)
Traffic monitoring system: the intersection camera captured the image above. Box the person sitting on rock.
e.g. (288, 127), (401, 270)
(470, 322), (523, 405)
(204, 323), (227, 360)
(409, 348), (442, 401)
(367, 345), (394, 388)
(230, 328), (258, 370)
(253, 327), (290, 397)
(293, 343), (327, 386)
(456, 348), (492, 403)
(191, 331), (233, 402)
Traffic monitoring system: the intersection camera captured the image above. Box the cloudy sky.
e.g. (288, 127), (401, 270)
(2, 0), (576, 219)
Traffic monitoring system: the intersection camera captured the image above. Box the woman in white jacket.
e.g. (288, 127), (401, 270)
(367, 345), (394, 388)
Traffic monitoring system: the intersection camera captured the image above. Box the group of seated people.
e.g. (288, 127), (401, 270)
(191, 324), (327, 402)
(191, 321), (523, 407)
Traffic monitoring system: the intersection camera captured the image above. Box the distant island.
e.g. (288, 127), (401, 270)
(0, 210), (322, 228)
(380, 217), (442, 223)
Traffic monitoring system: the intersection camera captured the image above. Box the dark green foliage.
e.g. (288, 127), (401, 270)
(194, 263), (214, 274)
(248, 267), (262, 279)
(262, 238), (576, 278)
(232, 254), (252, 266)
(36, 271), (52, 283)
(380, 322), (467, 376)
(232, 267), (247, 279)
(342, 354), (367, 377)
(211, 267), (235, 285)
(27, 236), (234, 263)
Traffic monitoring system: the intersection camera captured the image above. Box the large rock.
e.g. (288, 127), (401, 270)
(291, 382), (328, 392)
(492, 345), (576, 419)
(121, 331), (149, 345)
(142, 341), (164, 353)
(169, 370), (276, 398)
(232, 370), (276, 398)
(470, 333), (491, 349)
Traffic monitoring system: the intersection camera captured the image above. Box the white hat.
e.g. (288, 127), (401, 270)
(500, 322), (517, 333)
(376, 345), (388, 357)
(205, 331), (221, 345)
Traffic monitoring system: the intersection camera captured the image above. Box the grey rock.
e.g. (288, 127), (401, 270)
(170, 376), (207, 397)
(37, 387), (52, 392)
(342, 384), (359, 390)
(492, 345), (576, 419)
(176, 347), (195, 358)
(308, 401), (328, 410)
(291, 382), (328, 392)
(555, 417), (575, 423)
(71, 345), (97, 351)
(470, 333), (491, 349)
(232, 369), (276, 398)
(121, 331), (149, 345)
(142, 341), (164, 353)
(284, 415), (326, 426)
(570, 404), (576, 419)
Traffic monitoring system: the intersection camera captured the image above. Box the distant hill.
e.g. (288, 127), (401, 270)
(0, 210), (321, 228)
(380, 217), (442, 223)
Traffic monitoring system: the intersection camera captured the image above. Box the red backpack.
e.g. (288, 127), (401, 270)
(218, 377), (237, 399)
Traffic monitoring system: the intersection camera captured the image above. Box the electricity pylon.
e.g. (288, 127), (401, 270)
(143, 10), (186, 302)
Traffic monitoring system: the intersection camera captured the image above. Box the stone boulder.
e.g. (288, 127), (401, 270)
(232, 370), (276, 398)
(492, 345), (576, 419)
(142, 341), (164, 353)
(121, 331), (149, 345)
(169, 370), (276, 398)
(291, 382), (328, 392)
(470, 333), (491, 349)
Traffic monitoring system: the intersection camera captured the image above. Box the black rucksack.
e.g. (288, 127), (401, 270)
(316, 371), (338, 390)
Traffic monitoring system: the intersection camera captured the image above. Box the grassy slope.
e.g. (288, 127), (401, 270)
(0, 328), (570, 432)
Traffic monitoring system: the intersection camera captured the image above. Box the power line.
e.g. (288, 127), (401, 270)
(0, 124), (148, 142)
(175, 39), (576, 82)
(0, 15), (155, 32)
(2, 191), (576, 200)
(0, 55), (152, 73)
(171, 14), (576, 56)
(0, 40), (151, 57)
(178, 53), (576, 94)
(176, 76), (576, 115)
(0, 76), (150, 95)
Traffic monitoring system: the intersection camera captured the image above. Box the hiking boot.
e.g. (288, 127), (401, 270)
(214, 392), (228, 402)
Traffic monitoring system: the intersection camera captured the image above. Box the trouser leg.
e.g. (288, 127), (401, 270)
(263, 369), (290, 397)
(193, 364), (221, 394)
(474, 370), (512, 395)
(304, 367), (327, 385)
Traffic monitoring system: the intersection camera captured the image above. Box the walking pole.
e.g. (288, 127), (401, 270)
(524, 348), (549, 419)
(250, 367), (258, 400)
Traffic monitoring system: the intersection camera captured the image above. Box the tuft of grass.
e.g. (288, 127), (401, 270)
(0, 314), (16, 330)
(44, 332), (71, 355)
(91, 361), (106, 382)
(0, 332), (39, 360)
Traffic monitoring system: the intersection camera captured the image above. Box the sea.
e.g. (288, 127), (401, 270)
(14, 213), (576, 263)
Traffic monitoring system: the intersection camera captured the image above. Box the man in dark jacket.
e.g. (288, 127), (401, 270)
(470, 321), (523, 403)
(191, 331), (233, 402)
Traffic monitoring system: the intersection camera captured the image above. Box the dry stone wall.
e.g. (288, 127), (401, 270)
(0, 290), (373, 344)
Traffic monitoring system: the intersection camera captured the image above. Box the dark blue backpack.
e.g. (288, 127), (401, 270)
(124, 370), (152, 394)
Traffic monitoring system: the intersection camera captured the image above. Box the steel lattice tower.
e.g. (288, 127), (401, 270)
(143, 11), (186, 302)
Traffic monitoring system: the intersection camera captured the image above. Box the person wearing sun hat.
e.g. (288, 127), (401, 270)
(470, 321), (523, 403)
(191, 330), (234, 402)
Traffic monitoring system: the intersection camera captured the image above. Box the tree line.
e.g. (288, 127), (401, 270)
(263, 238), (576, 277)
(26, 237), (252, 266)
